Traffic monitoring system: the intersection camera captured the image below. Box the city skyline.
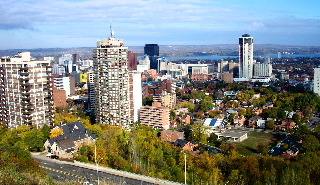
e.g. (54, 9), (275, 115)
(1, 0), (319, 49)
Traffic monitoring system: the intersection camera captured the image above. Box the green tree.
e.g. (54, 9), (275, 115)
(301, 135), (320, 152)
(142, 97), (153, 106)
(21, 129), (45, 152)
(41, 124), (51, 141)
(265, 120), (275, 130)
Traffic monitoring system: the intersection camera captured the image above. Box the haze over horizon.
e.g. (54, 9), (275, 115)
(1, 0), (319, 50)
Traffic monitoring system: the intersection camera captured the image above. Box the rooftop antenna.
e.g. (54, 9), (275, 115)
(109, 18), (114, 38)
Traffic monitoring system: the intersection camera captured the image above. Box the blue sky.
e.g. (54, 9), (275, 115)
(0, 0), (319, 49)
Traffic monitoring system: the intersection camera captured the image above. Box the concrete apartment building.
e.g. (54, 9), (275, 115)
(139, 102), (170, 130)
(314, 68), (320, 96)
(0, 52), (54, 128)
(239, 34), (254, 79)
(87, 71), (96, 112)
(129, 71), (142, 123)
(153, 90), (176, 109)
(53, 75), (75, 97)
(93, 31), (130, 127)
(53, 87), (67, 108)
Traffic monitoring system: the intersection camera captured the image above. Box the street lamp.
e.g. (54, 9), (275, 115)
(95, 145), (103, 185)
(96, 157), (103, 185)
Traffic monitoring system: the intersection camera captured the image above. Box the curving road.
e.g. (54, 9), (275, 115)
(32, 153), (182, 185)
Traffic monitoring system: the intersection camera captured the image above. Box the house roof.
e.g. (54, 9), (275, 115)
(174, 139), (197, 148)
(56, 138), (76, 150)
(48, 121), (97, 146)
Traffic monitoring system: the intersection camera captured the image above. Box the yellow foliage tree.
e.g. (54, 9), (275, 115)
(50, 128), (64, 138)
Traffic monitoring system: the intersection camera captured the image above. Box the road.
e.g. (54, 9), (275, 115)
(32, 153), (181, 185)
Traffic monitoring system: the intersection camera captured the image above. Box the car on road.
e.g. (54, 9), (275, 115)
(46, 153), (59, 159)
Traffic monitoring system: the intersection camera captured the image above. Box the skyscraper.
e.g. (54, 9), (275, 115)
(144, 44), (159, 70)
(93, 29), (130, 127)
(239, 34), (254, 79)
(0, 52), (54, 128)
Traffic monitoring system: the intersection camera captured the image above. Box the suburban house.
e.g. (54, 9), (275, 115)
(44, 121), (97, 158)
(174, 139), (198, 151)
(275, 119), (296, 130)
(161, 130), (185, 143)
(233, 115), (246, 126)
(248, 116), (263, 127)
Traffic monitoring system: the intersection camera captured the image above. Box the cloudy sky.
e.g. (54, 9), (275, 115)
(0, 0), (319, 49)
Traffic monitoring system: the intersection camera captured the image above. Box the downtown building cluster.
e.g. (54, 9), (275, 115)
(0, 33), (275, 130)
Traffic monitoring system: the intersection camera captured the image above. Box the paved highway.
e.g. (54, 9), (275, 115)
(32, 153), (181, 185)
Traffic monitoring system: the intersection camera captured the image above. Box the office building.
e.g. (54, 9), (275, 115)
(0, 52), (54, 128)
(144, 44), (159, 70)
(93, 30), (130, 127)
(239, 34), (254, 79)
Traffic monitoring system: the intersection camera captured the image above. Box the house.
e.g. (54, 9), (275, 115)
(174, 108), (189, 114)
(275, 119), (296, 130)
(263, 103), (274, 109)
(174, 139), (198, 151)
(248, 116), (263, 127)
(161, 130), (184, 143)
(233, 115), (246, 126)
(257, 120), (266, 128)
(44, 121), (97, 158)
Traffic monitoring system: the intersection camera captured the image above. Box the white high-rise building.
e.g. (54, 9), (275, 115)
(239, 34), (254, 79)
(93, 29), (130, 127)
(314, 68), (320, 96)
(129, 71), (142, 123)
(0, 52), (54, 128)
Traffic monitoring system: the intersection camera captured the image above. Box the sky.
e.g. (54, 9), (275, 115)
(0, 0), (319, 49)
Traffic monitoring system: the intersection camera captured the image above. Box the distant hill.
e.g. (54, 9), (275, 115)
(0, 44), (319, 59)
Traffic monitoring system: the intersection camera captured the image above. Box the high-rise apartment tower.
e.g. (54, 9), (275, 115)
(239, 34), (254, 79)
(0, 52), (54, 128)
(93, 29), (130, 127)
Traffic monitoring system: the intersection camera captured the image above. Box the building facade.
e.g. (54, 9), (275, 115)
(0, 52), (54, 128)
(139, 102), (170, 130)
(129, 71), (142, 123)
(239, 34), (254, 79)
(314, 68), (320, 96)
(144, 44), (159, 70)
(93, 33), (130, 127)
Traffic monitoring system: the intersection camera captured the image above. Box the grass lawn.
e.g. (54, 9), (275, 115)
(234, 131), (274, 156)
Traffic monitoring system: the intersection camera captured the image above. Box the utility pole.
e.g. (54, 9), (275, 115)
(184, 152), (187, 185)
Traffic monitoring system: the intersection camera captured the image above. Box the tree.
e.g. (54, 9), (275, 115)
(228, 113), (236, 124)
(199, 100), (213, 112)
(257, 141), (269, 154)
(207, 133), (219, 146)
(41, 124), (51, 141)
(265, 120), (275, 130)
(22, 129), (45, 152)
(191, 123), (209, 144)
(142, 97), (153, 106)
(301, 135), (320, 152)
(50, 127), (64, 138)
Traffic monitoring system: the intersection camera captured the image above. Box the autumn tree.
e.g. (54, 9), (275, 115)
(50, 127), (64, 138)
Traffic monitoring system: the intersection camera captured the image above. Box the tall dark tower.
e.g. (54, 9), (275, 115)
(144, 44), (159, 70)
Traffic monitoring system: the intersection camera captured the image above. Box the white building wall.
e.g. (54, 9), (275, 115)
(132, 73), (142, 122)
(314, 68), (320, 96)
